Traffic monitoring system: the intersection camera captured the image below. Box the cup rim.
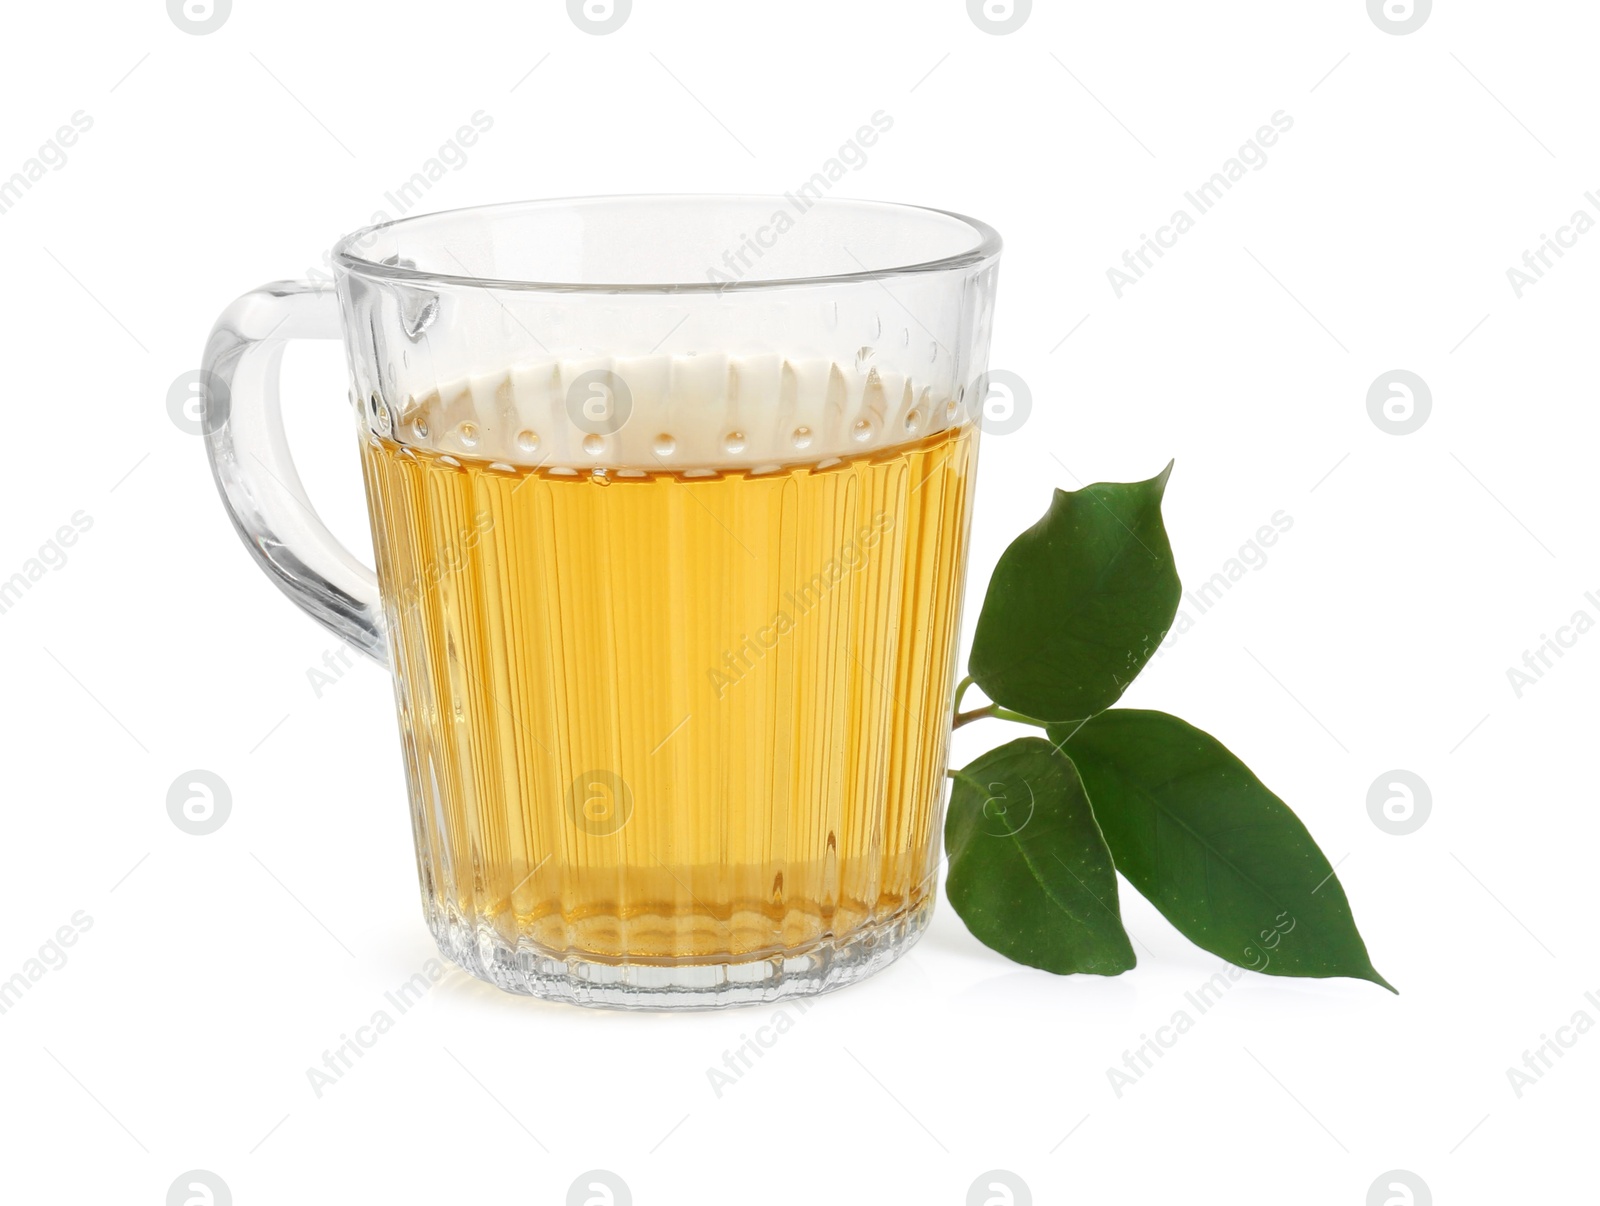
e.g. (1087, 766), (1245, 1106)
(331, 194), (1002, 294)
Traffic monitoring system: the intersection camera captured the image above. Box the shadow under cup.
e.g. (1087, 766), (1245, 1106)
(204, 196), (1003, 1008)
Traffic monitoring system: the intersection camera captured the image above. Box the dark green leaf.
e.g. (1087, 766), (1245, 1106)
(1052, 710), (1394, 991)
(945, 737), (1136, 976)
(968, 465), (1181, 722)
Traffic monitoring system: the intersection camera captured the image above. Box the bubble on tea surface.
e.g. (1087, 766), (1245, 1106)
(423, 356), (980, 472)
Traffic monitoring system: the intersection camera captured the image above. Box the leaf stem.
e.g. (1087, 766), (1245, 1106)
(952, 674), (975, 714)
(952, 703), (1049, 731)
(946, 767), (987, 794)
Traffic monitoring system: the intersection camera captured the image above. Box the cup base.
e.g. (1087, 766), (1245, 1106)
(428, 897), (931, 1011)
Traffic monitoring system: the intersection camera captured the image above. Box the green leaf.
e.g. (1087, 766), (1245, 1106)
(1051, 710), (1394, 991)
(945, 737), (1136, 976)
(968, 464), (1181, 723)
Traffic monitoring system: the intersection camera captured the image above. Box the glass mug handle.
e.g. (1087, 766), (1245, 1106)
(201, 280), (388, 665)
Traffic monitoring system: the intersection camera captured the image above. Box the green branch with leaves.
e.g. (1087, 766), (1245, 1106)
(943, 463), (1394, 992)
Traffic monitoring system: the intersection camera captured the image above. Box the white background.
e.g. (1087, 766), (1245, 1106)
(1, 1), (1594, 1203)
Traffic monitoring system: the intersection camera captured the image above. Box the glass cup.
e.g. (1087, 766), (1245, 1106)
(202, 196), (1002, 1008)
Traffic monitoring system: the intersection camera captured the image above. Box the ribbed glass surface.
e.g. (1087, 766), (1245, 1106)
(359, 368), (977, 1005)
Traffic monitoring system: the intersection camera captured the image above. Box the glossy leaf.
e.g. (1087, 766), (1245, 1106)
(1052, 710), (1394, 991)
(945, 737), (1136, 976)
(968, 465), (1180, 722)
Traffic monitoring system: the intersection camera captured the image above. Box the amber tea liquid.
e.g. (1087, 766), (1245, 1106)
(360, 374), (977, 975)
